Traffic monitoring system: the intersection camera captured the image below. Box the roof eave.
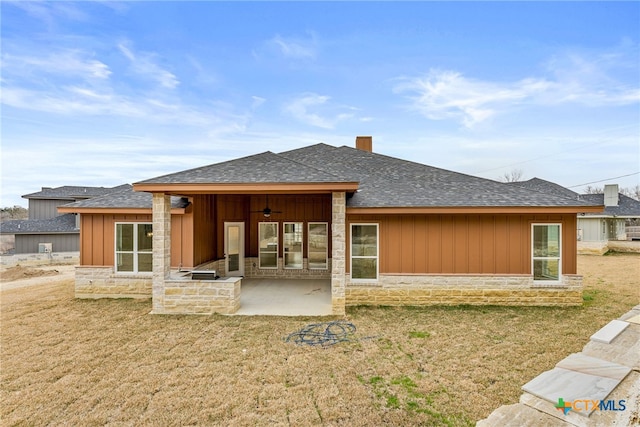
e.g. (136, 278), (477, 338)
(57, 207), (187, 215)
(347, 205), (605, 215)
(132, 182), (360, 194)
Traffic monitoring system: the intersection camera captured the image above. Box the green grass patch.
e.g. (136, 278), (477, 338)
(408, 331), (430, 339)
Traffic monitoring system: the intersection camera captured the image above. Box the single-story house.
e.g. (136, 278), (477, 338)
(59, 137), (603, 315)
(0, 185), (129, 254)
(510, 179), (640, 253)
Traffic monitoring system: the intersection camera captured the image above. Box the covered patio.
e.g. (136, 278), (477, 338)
(236, 278), (332, 316)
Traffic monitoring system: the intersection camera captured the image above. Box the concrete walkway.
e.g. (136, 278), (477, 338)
(477, 305), (640, 426)
(235, 278), (332, 316)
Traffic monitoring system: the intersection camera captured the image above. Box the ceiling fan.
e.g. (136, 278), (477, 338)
(251, 195), (282, 218)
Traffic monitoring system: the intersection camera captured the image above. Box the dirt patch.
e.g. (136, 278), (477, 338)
(1, 254), (638, 426)
(0, 265), (62, 282)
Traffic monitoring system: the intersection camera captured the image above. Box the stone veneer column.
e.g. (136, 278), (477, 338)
(151, 193), (171, 314)
(331, 192), (346, 315)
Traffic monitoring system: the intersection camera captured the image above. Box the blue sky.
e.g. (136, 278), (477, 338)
(1, 1), (639, 207)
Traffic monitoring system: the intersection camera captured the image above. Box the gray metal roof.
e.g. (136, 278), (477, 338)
(579, 193), (640, 218)
(136, 151), (349, 184)
(22, 184), (130, 200)
(0, 214), (77, 234)
(62, 185), (190, 210)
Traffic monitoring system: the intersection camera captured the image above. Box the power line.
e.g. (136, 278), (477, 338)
(567, 172), (640, 188)
(472, 127), (639, 175)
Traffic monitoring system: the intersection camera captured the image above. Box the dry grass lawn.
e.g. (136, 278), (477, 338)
(2, 253), (639, 426)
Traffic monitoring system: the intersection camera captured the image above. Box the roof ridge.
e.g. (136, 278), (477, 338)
(276, 145), (349, 182)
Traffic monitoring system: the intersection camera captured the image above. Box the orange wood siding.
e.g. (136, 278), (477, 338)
(347, 213), (578, 275)
(79, 213), (194, 268)
(192, 194), (216, 266)
(212, 194), (332, 258)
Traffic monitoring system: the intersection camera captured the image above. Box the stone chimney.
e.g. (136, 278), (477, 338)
(604, 184), (619, 207)
(355, 136), (373, 152)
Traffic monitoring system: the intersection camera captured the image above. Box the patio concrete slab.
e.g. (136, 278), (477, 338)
(590, 319), (629, 344)
(235, 279), (332, 316)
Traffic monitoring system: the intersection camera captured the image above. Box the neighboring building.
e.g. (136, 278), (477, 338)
(60, 137), (603, 315)
(0, 185), (129, 254)
(511, 179), (640, 254)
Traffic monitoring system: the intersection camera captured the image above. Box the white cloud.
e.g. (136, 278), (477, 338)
(118, 42), (179, 89)
(283, 93), (356, 129)
(251, 96), (266, 109)
(395, 47), (639, 128)
(7, 1), (90, 26)
(394, 70), (551, 128)
(269, 34), (317, 59)
(254, 33), (318, 62)
(1, 50), (111, 80)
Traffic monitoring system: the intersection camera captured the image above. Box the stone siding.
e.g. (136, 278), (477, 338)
(244, 257), (331, 279)
(346, 274), (583, 307)
(1, 252), (79, 267)
(162, 277), (241, 315)
(75, 266), (152, 299)
(331, 192), (346, 315)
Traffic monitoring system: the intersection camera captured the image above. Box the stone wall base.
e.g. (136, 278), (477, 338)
(75, 266), (151, 299)
(154, 277), (241, 315)
(244, 257), (331, 279)
(346, 274), (583, 307)
(578, 241), (610, 255)
(1, 252), (79, 267)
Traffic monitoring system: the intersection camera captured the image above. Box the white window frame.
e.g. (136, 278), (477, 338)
(258, 222), (279, 269)
(283, 222), (304, 269)
(350, 223), (379, 281)
(531, 223), (562, 283)
(115, 222), (153, 274)
(308, 222), (328, 270)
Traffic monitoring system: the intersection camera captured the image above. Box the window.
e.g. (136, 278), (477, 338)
(351, 224), (378, 280)
(259, 222), (278, 268)
(284, 222), (303, 269)
(115, 223), (152, 273)
(308, 222), (328, 269)
(532, 224), (561, 282)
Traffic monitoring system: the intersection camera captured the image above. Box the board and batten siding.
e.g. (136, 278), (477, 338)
(28, 199), (72, 220)
(15, 233), (79, 253)
(215, 194), (332, 259)
(347, 213), (578, 275)
(79, 213), (194, 269)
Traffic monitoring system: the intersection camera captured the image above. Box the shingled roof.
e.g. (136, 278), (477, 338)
(507, 178), (580, 200)
(62, 185), (190, 210)
(579, 193), (640, 218)
(136, 151), (349, 185)
(510, 178), (639, 218)
(0, 214), (77, 234)
(22, 184), (131, 200)
(131, 143), (599, 209)
(280, 144), (596, 208)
